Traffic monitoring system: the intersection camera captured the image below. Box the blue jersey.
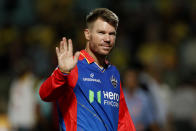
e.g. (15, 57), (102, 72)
(39, 50), (135, 131)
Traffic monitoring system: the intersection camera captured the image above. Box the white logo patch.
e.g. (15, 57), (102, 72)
(110, 75), (118, 88)
(90, 73), (94, 78)
(83, 73), (101, 83)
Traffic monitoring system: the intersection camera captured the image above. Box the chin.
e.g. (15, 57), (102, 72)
(99, 50), (110, 56)
(93, 48), (112, 56)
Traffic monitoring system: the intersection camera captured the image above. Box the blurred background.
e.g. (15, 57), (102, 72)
(0, 0), (196, 131)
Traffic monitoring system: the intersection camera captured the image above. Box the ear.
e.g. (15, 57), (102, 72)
(84, 29), (90, 41)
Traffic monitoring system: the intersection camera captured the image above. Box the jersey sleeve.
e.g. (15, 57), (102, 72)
(39, 66), (78, 102)
(118, 82), (136, 131)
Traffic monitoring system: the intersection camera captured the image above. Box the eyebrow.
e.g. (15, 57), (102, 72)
(96, 29), (116, 34)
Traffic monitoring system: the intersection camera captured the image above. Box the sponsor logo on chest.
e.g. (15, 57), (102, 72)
(83, 73), (101, 83)
(82, 73), (120, 108)
(88, 90), (120, 108)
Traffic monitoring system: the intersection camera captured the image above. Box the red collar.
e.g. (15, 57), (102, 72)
(80, 50), (110, 65)
(80, 50), (95, 64)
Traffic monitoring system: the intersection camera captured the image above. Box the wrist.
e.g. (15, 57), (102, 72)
(58, 67), (71, 74)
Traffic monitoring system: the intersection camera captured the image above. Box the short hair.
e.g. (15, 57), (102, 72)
(86, 8), (119, 30)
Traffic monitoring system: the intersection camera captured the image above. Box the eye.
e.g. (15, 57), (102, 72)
(109, 32), (116, 36)
(98, 31), (105, 34)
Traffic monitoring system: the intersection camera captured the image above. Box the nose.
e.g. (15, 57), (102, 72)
(103, 34), (110, 44)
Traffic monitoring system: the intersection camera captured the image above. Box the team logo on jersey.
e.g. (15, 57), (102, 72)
(110, 75), (117, 88)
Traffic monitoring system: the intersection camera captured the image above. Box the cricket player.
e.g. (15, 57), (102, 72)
(39, 8), (135, 131)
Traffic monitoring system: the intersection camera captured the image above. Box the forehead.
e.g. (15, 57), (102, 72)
(90, 18), (116, 32)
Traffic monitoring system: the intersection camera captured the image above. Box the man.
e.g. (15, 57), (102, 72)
(39, 8), (135, 131)
(123, 68), (157, 131)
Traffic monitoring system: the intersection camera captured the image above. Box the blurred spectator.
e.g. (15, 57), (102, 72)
(0, 114), (10, 131)
(123, 68), (157, 131)
(169, 79), (196, 131)
(179, 38), (196, 78)
(34, 79), (53, 131)
(137, 23), (173, 130)
(8, 59), (37, 131)
(139, 67), (171, 131)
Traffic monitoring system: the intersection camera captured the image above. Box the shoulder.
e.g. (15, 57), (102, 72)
(109, 64), (120, 74)
(108, 65), (121, 80)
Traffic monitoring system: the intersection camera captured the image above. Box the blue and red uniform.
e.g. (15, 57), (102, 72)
(39, 50), (135, 131)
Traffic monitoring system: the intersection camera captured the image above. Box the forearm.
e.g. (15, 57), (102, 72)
(39, 68), (68, 102)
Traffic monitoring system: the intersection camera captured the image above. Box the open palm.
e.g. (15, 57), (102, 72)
(56, 37), (80, 73)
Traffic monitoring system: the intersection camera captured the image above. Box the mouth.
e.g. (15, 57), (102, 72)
(101, 43), (111, 47)
(101, 45), (111, 50)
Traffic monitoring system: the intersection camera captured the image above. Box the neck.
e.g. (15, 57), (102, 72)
(85, 44), (107, 68)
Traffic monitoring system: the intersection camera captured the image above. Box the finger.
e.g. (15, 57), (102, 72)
(62, 37), (67, 52)
(56, 47), (60, 57)
(68, 39), (73, 55)
(60, 41), (64, 53)
(73, 51), (80, 65)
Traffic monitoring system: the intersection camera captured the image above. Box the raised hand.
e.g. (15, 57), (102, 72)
(56, 37), (80, 73)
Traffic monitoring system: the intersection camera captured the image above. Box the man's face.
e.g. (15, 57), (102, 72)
(86, 18), (116, 56)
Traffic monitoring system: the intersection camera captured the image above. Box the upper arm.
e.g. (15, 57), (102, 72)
(118, 82), (136, 131)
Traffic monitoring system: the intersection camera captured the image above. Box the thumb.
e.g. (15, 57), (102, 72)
(73, 51), (80, 65)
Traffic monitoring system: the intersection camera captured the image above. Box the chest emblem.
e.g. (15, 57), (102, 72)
(110, 75), (118, 88)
